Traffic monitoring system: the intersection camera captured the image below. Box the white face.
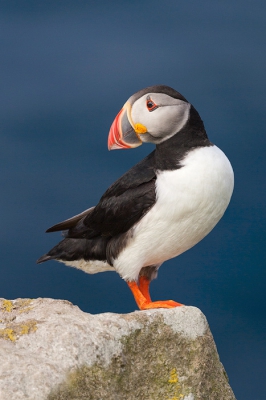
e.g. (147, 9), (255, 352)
(130, 93), (190, 144)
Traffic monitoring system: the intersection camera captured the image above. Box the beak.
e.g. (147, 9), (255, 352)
(108, 102), (142, 150)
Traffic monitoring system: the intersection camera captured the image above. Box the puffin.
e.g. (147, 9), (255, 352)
(37, 85), (234, 310)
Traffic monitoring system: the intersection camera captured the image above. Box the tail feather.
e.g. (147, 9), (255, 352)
(36, 236), (108, 265)
(46, 207), (94, 233)
(36, 254), (53, 264)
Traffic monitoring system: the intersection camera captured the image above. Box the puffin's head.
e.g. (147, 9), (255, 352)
(108, 85), (191, 150)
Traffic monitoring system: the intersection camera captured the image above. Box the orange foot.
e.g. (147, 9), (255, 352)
(127, 279), (183, 310)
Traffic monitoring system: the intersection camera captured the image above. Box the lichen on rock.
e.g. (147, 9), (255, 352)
(0, 299), (38, 342)
(0, 298), (236, 400)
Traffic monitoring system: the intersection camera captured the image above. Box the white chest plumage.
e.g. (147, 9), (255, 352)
(114, 145), (234, 281)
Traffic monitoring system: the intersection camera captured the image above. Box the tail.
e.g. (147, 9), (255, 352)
(37, 254), (53, 264)
(37, 236), (108, 264)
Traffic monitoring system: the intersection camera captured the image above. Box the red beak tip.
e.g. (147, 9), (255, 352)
(107, 106), (142, 150)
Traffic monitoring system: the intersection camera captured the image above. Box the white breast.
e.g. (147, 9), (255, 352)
(114, 145), (234, 281)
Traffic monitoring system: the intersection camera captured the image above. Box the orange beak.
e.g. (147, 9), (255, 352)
(108, 102), (142, 150)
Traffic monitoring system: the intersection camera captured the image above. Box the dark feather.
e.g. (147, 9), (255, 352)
(101, 151), (155, 199)
(67, 152), (156, 239)
(39, 152), (156, 264)
(46, 207), (94, 233)
(37, 236), (108, 264)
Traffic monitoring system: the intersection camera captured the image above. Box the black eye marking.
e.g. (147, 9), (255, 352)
(146, 97), (158, 112)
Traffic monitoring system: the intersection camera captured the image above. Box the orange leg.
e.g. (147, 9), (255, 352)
(138, 276), (152, 302)
(127, 280), (183, 310)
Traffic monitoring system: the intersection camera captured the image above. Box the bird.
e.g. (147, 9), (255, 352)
(37, 85), (234, 310)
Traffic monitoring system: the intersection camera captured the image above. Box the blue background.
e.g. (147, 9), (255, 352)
(1, 1), (265, 398)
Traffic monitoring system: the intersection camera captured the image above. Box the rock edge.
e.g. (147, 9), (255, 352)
(0, 298), (236, 400)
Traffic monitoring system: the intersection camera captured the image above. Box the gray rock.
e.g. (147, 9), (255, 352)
(0, 298), (236, 400)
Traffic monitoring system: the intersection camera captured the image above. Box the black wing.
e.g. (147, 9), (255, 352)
(47, 151), (156, 239)
(46, 207), (94, 233)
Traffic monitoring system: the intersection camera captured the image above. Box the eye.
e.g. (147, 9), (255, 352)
(146, 98), (158, 112)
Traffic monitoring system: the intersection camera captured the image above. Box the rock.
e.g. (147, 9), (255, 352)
(0, 298), (236, 400)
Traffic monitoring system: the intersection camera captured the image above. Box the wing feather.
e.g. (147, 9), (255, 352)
(46, 151), (156, 240)
(46, 207), (94, 232)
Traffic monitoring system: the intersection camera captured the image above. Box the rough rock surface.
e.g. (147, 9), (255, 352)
(0, 298), (236, 400)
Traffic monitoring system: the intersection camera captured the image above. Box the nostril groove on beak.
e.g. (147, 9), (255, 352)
(123, 128), (136, 138)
